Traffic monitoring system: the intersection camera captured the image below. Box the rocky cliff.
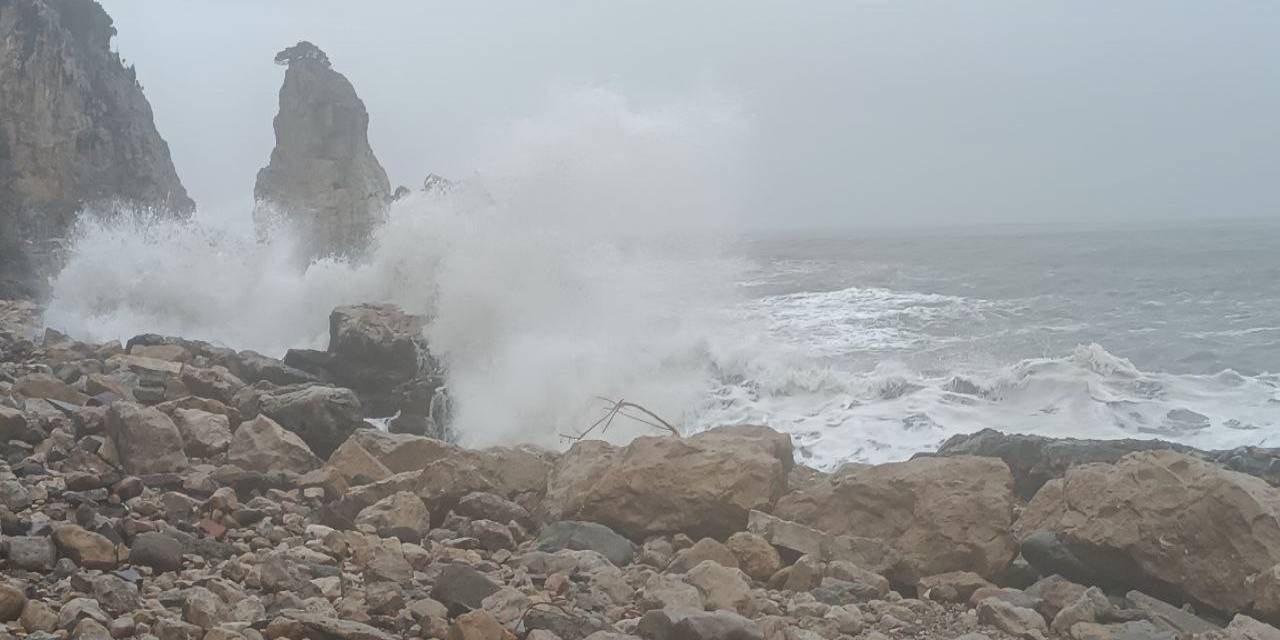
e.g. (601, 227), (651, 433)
(253, 41), (390, 263)
(0, 0), (194, 298)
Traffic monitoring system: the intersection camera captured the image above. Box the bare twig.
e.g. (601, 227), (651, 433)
(559, 397), (680, 442)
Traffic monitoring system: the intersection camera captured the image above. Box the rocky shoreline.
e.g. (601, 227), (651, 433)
(3, 301), (1280, 640)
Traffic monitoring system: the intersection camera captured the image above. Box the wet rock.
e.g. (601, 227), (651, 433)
(933, 429), (1203, 500)
(775, 455), (1016, 583)
(543, 425), (793, 540)
(326, 304), (430, 414)
(1015, 451), (1280, 615)
(227, 414), (321, 475)
(105, 402), (189, 474)
(536, 521), (635, 567)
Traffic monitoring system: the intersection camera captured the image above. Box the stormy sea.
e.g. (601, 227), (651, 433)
(41, 93), (1280, 470)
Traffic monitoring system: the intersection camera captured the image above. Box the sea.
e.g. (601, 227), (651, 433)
(705, 222), (1280, 467)
(37, 90), (1280, 469)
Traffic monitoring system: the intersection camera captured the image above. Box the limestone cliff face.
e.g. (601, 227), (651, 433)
(253, 42), (390, 263)
(0, 0), (194, 298)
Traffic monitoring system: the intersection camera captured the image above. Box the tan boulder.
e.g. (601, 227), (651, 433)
(105, 402), (189, 474)
(15, 372), (88, 405)
(171, 408), (232, 457)
(354, 491), (431, 538)
(327, 436), (393, 485)
(542, 425), (794, 539)
(52, 525), (118, 569)
(668, 537), (740, 573)
(1014, 450), (1280, 615)
(774, 455), (1016, 583)
(227, 415), (321, 475)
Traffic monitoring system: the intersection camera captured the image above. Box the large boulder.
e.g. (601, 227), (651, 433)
(1014, 450), (1280, 615)
(239, 383), (363, 458)
(105, 402), (189, 474)
(774, 455), (1016, 584)
(542, 425), (793, 540)
(329, 303), (426, 386)
(227, 415), (321, 475)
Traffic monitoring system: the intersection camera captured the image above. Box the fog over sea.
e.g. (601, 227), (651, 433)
(42, 90), (1280, 469)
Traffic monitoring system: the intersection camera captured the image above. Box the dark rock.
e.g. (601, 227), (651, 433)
(6, 535), (56, 570)
(1020, 530), (1111, 588)
(238, 383), (363, 458)
(455, 491), (531, 525)
(934, 429), (1280, 501)
(524, 606), (608, 640)
(91, 574), (140, 615)
(430, 563), (500, 615)
(128, 532), (183, 572)
(536, 521), (635, 567)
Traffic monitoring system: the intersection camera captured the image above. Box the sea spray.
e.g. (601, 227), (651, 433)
(46, 88), (752, 449)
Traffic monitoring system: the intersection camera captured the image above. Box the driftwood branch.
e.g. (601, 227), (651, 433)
(560, 397), (680, 443)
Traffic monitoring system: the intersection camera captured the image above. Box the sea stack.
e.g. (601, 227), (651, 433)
(253, 41), (390, 263)
(0, 0), (194, 298)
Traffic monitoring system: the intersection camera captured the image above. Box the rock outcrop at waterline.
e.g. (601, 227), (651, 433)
(0, 0), (194, 299)
(253, 41), (391, 263)
(7, 304), (1280, 640)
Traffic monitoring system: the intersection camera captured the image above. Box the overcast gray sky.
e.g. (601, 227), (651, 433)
(100, 1), (1279, 230)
